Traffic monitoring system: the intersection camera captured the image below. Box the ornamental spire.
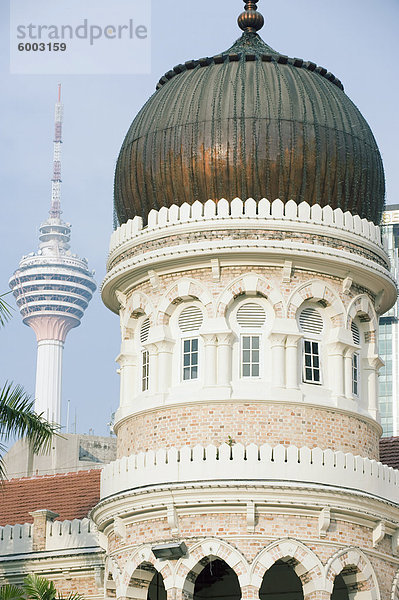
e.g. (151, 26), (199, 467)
(238, 1), (264, 33)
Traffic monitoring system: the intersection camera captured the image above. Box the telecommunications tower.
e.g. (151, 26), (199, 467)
(9, 86), (96, 425)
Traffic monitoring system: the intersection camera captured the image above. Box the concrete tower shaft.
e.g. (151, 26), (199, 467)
(9, 89), (96, 424)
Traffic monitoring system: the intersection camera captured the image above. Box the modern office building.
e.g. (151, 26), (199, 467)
(379, 206), (399, 436)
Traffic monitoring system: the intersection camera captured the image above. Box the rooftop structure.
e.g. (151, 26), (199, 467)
(9, 87), (96, 425)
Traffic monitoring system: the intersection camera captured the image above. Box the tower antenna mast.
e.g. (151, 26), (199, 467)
(50, 83), (63, 220)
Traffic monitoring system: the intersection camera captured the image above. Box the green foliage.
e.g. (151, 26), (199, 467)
(0, 293), (12, 328)
(0, 295), (59, 481)
(0, 574), (84, 600)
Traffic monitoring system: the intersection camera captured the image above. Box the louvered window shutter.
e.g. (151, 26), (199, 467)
(140, 318), (150, 343)
(351, 321), (360, 345)
(237, 303), (266, 328)
(299, 307), (323, 335)
(178, 306), (203, 332)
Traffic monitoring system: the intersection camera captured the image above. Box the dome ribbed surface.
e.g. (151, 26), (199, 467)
(114, 32), (385, 226)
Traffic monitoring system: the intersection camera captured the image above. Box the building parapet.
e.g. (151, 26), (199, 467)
(109, 199), (383, 256)
(0, 524), (32, 556)
(100, 443), (399, 506)
(0, 518), (98, 556)
(46, 517), (98, 551)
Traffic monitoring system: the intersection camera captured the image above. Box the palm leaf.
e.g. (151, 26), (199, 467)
(0, 584), (24, 600)
(23, 573), (57, 600)
(58, 594), (84, 600)
(0, 293), (13, 328)
(0, 383), (59, 480)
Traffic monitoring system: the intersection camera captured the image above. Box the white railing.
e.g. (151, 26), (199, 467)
(0, 523), (32, 555)
(109, 199), (382, 255)
(101, 443), (399, 506)
(46, 517), (98, 551)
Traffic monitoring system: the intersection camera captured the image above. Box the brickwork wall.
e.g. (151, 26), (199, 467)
(51, 575), (101, 598)
(108, 511), (398, 600)
(116, 402), (380, 460)
(129, 265), (372, 318)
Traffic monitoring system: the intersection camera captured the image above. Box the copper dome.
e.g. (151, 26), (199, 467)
(114, 12), (385, 226)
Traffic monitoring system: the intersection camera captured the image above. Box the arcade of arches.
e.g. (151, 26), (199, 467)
(131, 558), (352, 600)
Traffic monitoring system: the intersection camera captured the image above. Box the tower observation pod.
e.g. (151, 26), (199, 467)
(9, 87), (96, 425)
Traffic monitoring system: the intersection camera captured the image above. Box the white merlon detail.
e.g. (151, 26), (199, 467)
(109, 199), (383, 256)
(101, 444), (399, 506)
(372, 520), (386, 547)
(318, 507), (331, 537)
(0, 518), (98, 556)
(45, 518), (98, 551)
(0, 524), (32, 555)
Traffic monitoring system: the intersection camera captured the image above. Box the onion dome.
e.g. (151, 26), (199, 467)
(114, 1), (385, 226)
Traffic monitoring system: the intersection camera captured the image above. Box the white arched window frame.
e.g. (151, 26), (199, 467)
(178, 305), (204, 382)
(229, 300), (268, 380)
(351, 320), (361, 397)
(298, 306), (324, 385)
(139, 317), (151, 392)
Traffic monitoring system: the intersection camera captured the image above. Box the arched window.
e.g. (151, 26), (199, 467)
(299, 306), (323, 384)
(259, 559), (304, 599)
(331, 573), (350, 600)
(147, 571), (167, 600)
(236, 302), (266, 378)
(140, 318), (150, 392)
(178, 306), (203, 381)
(193, 558), (241, 600)
(351, 321), (361, 397)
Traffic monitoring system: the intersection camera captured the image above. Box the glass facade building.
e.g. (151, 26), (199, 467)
(379, 206), (399, 436)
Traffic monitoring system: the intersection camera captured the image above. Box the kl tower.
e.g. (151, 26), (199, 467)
(9, 87), (96, 425)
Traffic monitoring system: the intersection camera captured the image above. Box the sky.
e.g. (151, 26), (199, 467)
(0, 0), (398, 438)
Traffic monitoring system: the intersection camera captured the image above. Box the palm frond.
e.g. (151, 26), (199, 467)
(23, 573), (57, 600)
(0, 382), (59, 480)
(0, 584), (24, 600)
(58, 594), (84, 600)
(0, 293), (13, 328)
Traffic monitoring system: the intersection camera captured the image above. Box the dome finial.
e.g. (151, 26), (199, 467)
(238, 0), (264, 33)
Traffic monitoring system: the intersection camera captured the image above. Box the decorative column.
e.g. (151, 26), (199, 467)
(201, 333), (218, 387)
(285, 335), (301, 389)
(327, 341), (345, 400)
(116, 340), (137, 409)
(216, 332), (233, 388)
(364, 355), (384, 419)
(343, 347), (354, 399)
(155, 339), (175, 393)
(269, 333), (286, 388)
(147, 343), (159, 394)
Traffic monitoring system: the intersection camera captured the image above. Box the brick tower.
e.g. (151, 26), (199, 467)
(93, 3), (399, 599)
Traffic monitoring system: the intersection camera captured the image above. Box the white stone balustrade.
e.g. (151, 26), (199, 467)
(101, 443), (399, 506)
(109, 199), (382, 256)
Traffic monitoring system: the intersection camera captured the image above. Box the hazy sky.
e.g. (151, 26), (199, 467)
(0, 0), (398, 438)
